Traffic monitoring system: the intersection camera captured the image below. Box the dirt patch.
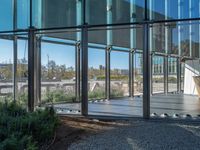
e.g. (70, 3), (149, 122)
(48, 116), (123, 150)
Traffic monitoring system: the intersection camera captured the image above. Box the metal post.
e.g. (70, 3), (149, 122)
(143, 23), (150, 119)
(106, 0), (112, 100)
(178, 0), (182, 56)
(130, 0), (136, 98)
(36, 36), (41, 105)
(189, 0), (192, 57)
(164, 0), (169, 94)
(81, 25), (88, 116)
(177, 58), (181, 93)
(13, 0), (17, 102)
(151, 54), (153, 95)
(75, 42), (81, 102)
(106, 47), (111, 100)
(76, 0), (82, 102)
(129, 51), (134, 97)
(28, 28), (36, 112)
(13, 36), (17, 102)
(164, 56), (168, 94)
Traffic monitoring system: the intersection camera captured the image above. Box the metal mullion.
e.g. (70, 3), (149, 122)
(143, 23), (150, 119)
(106, 47), (111, 100)
(129, 51), (134, 97)
(28, 28), (36, 112)
(164, 56), (168, 94)
(13, 0), (17, 102)
(81, 25), (88, 116)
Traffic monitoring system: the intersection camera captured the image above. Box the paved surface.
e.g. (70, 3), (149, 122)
(55, 94), (200, 117)
(69, 120), (200, 150)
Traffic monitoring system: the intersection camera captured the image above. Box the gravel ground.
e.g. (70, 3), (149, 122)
(69, 120), (200, 150)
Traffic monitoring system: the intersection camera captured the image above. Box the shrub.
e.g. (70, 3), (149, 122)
(41, 89), (76, 104)
(0, 102), (59, 150)
(88, 89), (105, 100)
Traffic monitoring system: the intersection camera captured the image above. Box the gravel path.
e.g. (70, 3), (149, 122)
(69, 120), (200, 150)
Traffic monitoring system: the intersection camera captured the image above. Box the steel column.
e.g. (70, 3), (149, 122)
(143, 23), (150, 119)
(189, 0), (192, 57)
(28, 28), (36, 112)
(76, 0), (82, 102)
(75, 42), (81, 102)
(130, 0), (136, 98)
(106, 0), (112, 100)
(177, 58), (181, 93)
(164, 56), (168, 94)
(13, 36), (17, 102)
(106, 47), (111, 100)
(13, 0), (17, 102)
(36, 36), (41, 105)
(81, 25), (88, 116)
(129, 51), (134, 97)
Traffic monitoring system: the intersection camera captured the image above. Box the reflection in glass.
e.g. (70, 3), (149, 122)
(0, 0), (13, 31)
(17, 0), (30, 29)
(86, 0), (145, 25)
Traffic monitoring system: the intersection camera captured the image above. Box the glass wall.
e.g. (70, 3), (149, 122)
(1, 0), (200, 118)
(110, 51), (129, 98)
(88, 48), (106, 100)
(0, 38), (13, 102)
(152, 55), (164, 93)
(86, 0), (145, 25)
(148, 0), (200, 21)
(17, 38), (28, 105)
(40, 37), (76, 105)
(33, 0), (80, 29)
(134, 53), (143, 96)
(0, 0), (13, 31)
(17, 0), (30, 29)
(168, 57), (178, 92)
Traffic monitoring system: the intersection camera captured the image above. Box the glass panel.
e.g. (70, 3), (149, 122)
(0, 0), (13, 31)
(17, 0), (30, 29)
(150, 24), (165, 53)
(110, 51), (129, 98)
(0, 38), (13, 102)
(169, 23), (179, 55)
(88, 48), (106, 100)
(17, 38), (28, 106)
(88, 25), (143, 51)
(40, 38), (76, 104)
(168, 57), (177, 92)
(34, 0), (81, 29)
(191, 22), (200, 58)
(86, 0), (145, 25)
(152, 55), (164, 93)
(149, 0), (200, 21)
(134, 53), (143, 96)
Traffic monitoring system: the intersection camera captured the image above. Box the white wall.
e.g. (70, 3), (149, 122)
(184, 60), (200, 95)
